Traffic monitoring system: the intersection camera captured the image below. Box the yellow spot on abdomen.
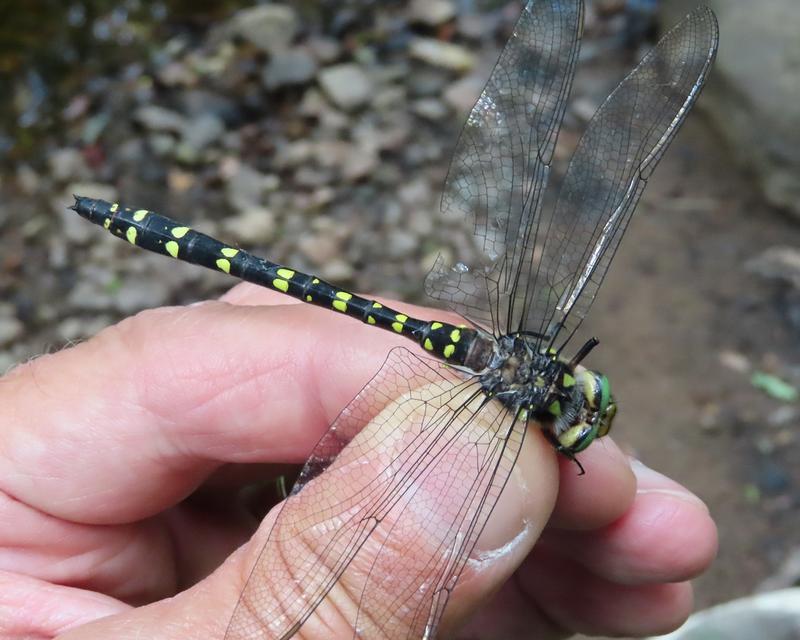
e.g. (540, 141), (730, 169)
(221, 247), (239, 258)
(103, 219), (111, 230)
(126, 227), (137, 245)
(110, 203), (119, 212)
(277, 268), (295, 279)
(216, 258), (231, 274)
(306, 295), (312, 302)
(133, 209), (149, 222)
(165, 241), (179, 258)
(171, 226), (190, 239)
(443, 344), (455, 358)
(333, 291), (352, 312)
(424, 338), (434, 351)
(431, 322), (443, 330)
(450, 329), (461, 343)
(367, 316), (376, 325)
(273, 279), (289, 292)
(372, 302), (383, 309)
(392, 313), (408, 333)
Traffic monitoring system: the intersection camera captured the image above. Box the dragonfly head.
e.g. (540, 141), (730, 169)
(555, 370), (617, 455)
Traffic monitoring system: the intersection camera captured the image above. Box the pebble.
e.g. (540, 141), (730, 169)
(0, 315), (23, 347)
(318, 64), (374, 111)
(387, 229), (418, 259)
(443, 74), (483, 114)
(298, 233), (341, 265)
(319, 258), (355, 282)
(225, 163), (280, 211)
(409, 38), (476, 72)
(49, 148), (91, 183)
(231, 4), (298, 54)
(134, 105), (186, 133)
(222, 206), (276, 244)
(181, 112), (226, 152)
(306, 37), (342, 64)
(411, 97), (449, 121)
(57, 315), (113, 342)
(408, 0), (457, 26)
(262, 48), (318, 90)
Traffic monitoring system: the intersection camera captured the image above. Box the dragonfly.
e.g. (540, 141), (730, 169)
(70, 1), (718, 638)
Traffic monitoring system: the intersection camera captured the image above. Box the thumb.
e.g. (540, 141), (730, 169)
(226, 348), (560, 639)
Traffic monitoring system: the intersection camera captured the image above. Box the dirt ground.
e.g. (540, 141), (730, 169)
(579, 114), (800, 612)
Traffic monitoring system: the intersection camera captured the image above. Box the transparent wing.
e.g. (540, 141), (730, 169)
(521, 6), (719, 345)
(425, 0), (582, 335)
(224, 348), (525, 640)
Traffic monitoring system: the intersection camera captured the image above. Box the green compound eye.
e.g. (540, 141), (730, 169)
(582, 371), (611, 413)
(558, 421), (599, 454)
(598, 401), (617, 438)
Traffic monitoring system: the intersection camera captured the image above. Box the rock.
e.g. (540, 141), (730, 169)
(407, 67), (451, 98)
(230, 4), (298, 54)
(262, 48), (318, 90)
(387, 229), (418, 259)
(298, 233), (341, 265)
(225, 162), (280, 211)
(0, 314), (22, 347)
(319, 258), (354, 282)
(342, 147), (378, 182)
(307, 37), (342, 64)
(408, 0), (457, 26)
(134, 105), (186, 133)
(16, 164), (40, 194)
(294, 166), (333, 188)
(318, 64), (374, 111)
(570, 96), (601, 124)
(409, 38), (476, 72)
(57, 316), (113, 342)
(114, 279), (173, 313)
(180, 112), (226, 152)
(222, 206), (276, 244)
(746, 246), (800, 290)
(49, 148), (90, 183)
(148, 133), (176, 157)
(443, 74), (483, 114)
(372, 85), (407, 112)
(411, 97), (449, 121)
(662, 0), (800, 218)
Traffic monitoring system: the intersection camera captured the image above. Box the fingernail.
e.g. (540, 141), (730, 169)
(630, 457), (710, 512)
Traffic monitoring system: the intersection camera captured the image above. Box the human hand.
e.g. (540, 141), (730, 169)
(0, 284), (716, 639)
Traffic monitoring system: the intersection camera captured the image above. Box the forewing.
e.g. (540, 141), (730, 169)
(521, 6), (719, 344)
(425, 0), (582, 334)
(224, 348), (523, 640)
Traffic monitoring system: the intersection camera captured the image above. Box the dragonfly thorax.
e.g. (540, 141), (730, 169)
(479, 334), (617, 459)
(478, 334), (566, 415)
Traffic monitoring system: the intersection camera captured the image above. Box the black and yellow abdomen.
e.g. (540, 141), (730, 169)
(71, 197), (490, 370)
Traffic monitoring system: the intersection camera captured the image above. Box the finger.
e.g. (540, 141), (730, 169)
(223, 388), (560, 640)
(0, 301), (406, 525)
(57, 416), (560, 640)
(548, 436), (637, 529)
(519, 547), (694, 637)
(542, 459), (717, 584)
(0, 570), (127, 638)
